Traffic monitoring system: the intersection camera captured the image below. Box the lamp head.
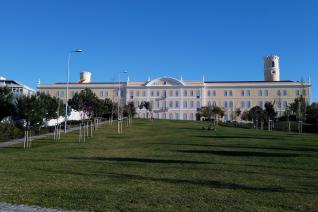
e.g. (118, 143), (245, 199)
(73, 49), (83, 53)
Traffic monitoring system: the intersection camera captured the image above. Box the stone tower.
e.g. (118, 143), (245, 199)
(264, 55), (280, 81)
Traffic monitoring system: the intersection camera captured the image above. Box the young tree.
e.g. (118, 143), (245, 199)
(289, 96), (307, 133)
(211, 106), (224, 125)
(0, 87), (15, 121)
(16, 95), (46, 148)
(264, 101), (277, 123)
(68, 88), (99, 120)
(139, 101), (152, 119)
(235, 108), (241, 121)
(248, 106), (264, 128)
(306, 102), (318, 124)
(37, 93), (64, 125)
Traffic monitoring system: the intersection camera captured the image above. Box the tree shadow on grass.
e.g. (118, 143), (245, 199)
(177, 150), (299, 157)
(33, 167), (287, 193)
(68, 156), (211, 164)
(193, 135), (283, 140)
(107, 172), (286, 193)
(158, 143), (318, 153)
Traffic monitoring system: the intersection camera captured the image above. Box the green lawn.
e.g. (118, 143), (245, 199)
(0, 119), (318, 211)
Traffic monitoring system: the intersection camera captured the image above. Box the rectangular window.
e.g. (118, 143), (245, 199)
(247, 101), (251, 108)
(169, 101), (173, 108)
(283, 90), (287, 96)
(224, 90), (228, 96)
(176, 113), (179, 120)
(175, 101), (179, 108)
(184, 101), (187, 108)
(208, 90), (211, 96)
(156, 101), (160, 108)
(136, 91), (140, 97)
(264, 90), (269, 96)
(258, 90), (262, 96)
(151, 91), (154, 96)
(190, 90), (194, 96)
(175, 90), (179, 97)
(169, 90), (173, 97)
(229, 101), (233, 108)
(229, 90), (233, 96)
(224, 101), (228, 108)
(184, 90), (187, 96)
(142, 91), (146, 96)
(190, 101), (194, 108)
(277, 90), (281, 96)
(183, 113), (187, 120)
(241, 101), (245, 108)
(100, 91), (104, 97)
(60, 91), (64, 97)
(247, 90), (251, 96)
(241, 90), (245, 96)
(213, 90), (216, 96)
(196, 101), (200, 108)
(156, 91), (160, 96)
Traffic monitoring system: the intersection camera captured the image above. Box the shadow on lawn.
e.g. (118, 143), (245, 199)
(34, 167), (286, 193)
(68, 157), (211, 164)
(157, 143), (318, 153)
(194, 135), (283, 140)
(108, 172), (285, 193)
(177, 150), (299, 157)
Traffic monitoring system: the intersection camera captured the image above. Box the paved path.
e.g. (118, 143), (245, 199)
(0, 202), (78, 212)
(0, 127), (80, 148)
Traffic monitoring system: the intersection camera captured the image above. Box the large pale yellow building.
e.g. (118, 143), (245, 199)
(37, 56), (311, 121)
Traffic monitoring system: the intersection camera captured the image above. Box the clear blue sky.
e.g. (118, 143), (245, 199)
(0, 0), (317, 101)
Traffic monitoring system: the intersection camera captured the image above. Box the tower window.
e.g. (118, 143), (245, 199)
(272, 61), (275, 67)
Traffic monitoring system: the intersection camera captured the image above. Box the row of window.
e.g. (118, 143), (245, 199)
(136, 100), (202, 109)
(52, 88), (304, 99)
(11, 87), (23, 93)
(134, 90), (202, 97)
(139, 112), (195, 120)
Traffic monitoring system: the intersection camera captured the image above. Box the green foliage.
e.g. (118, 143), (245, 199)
(0, 86), (15, 121)
(289, 96), (307, 120)
(306, 103), (318, 124)
(197, 106), (225, 121)
(0, 123), (23, 142)
(16, 95), (46, 128)
(37, 92), (64, 121)
(68, 88), (100, 119)
(264, 101), (277, 121)
(123, 101), (136, 117)
(247, 106), (264, 123)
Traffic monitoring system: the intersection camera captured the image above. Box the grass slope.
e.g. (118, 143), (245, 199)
(0, 119), (318, 211)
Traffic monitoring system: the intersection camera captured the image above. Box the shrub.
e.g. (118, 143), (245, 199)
(0, 123), (24, 142)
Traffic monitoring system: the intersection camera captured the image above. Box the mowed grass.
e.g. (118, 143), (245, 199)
(0, 119), (318, 211)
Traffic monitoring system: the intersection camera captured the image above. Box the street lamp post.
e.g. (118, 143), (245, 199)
(118, 70), (128, 134)
(65, 49), (82, 133)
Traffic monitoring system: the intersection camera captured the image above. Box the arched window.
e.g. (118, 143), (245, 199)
(272, 61), (275, 67)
